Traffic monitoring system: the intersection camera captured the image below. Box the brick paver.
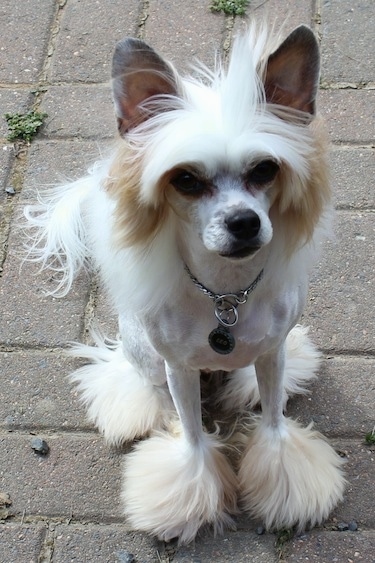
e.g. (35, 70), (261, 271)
(40, 85), (115, 139)
(0, 350), (87, 430)
(319, 89), (375, 143)
(0, 222), (89, 347)
(145, 0), (225, 69)
(0, 0), (56, 84)
(286, 530), (375, 562)
(50, 0), (140, 83)
(320, 0), (375, 84)
(1, 1), (374, 562)
(0, 524), (47, 563)
(330, 147), (375, 209)
(0, 433), (123, 520)
(52, 524), (161, 563)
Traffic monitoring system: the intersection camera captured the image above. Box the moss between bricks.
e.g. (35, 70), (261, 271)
(4, 111), (48, 143)
(365, 427), (375, 445)
(210, 0), (249, 16)
(275, 527), (294, 560)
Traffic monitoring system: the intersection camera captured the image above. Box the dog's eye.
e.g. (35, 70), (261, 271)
(170, 171), (206, 195)
(247, 160), (279, 185)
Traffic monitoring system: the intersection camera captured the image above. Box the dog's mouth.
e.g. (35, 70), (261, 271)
(219, 246), (260, 260)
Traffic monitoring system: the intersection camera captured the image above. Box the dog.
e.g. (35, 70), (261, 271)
(24, 23), (346, 544)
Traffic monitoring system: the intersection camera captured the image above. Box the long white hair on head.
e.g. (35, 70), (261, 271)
(101, 24), (330, 314)
(21, 24), (329, 311)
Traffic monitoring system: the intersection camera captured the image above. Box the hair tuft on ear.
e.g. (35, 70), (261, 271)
(112, 38), (179, 135)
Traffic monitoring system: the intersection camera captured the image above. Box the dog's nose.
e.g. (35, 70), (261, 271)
(225, 210), (260, 241)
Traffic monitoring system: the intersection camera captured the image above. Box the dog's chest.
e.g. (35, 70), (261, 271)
(146, 296), (290, 371)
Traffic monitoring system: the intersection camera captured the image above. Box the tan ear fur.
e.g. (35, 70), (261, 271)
(106, 144), (169, 249)
(272, 116), (331, 253)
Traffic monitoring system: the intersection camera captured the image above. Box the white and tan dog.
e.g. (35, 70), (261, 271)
(25, 24), (345, 543)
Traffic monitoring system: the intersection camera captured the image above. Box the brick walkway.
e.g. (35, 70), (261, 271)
(0, 1), (374, 562)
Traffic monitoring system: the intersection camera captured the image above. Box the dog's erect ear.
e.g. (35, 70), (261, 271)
(112, 38), (178, 135)
(264, 25), (320, 115)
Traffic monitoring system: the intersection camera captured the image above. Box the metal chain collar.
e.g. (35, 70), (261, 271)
(184, 264), (264, 328)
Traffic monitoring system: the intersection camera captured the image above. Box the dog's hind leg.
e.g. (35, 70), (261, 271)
(69, 333), (173, 446)
(122, 365), (238, 543)
(217, 325), (321, 412)
(238, 344), (346, 531)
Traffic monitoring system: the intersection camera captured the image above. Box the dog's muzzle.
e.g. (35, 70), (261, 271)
(221, 210), (262, 258)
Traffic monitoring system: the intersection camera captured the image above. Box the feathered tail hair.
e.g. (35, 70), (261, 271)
(23, 176), (92, 296)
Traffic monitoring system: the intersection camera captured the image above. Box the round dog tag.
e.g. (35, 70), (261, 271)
(208, 325), (235, 355)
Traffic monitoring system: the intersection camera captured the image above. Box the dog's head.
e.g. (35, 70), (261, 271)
(107, 26), (329, 260)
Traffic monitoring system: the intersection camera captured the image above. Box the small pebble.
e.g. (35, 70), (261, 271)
(337, 522), (349, 532)
(0, 492), (12, 507)
(256, 526), (265, 535)
(4, 415), (16, 427)
(5, 186), (15, 195)
(116, 551), (135, 563)
(31, 437), (50, 455)
(348, 520), (358, 531)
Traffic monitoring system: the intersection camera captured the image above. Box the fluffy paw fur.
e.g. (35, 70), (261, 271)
(122, 428), (238, 543)
(238, 416), (346, 531)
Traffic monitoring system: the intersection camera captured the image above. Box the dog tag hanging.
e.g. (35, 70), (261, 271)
(184, 264), (263, 356)
(208, 296), (237, 354)
(208, 324), (235, 355)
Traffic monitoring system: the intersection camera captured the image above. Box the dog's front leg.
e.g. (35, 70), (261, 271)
(165, 364), (202, 444)
(254, 345), (286, 429)
(239, 343), (346, 531)
(122, 363), (238, 544)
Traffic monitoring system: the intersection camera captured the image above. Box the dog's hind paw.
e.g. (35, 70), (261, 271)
(122, 428), (238, 543)
(217, 325), (321, 412)
(70, 341), (173, 445)
(238, 416), (346, 531)
(282, 324), (322, 399)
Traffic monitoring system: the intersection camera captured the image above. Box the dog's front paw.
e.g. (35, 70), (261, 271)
(122, 428), (238, 543)
(238, 417), (346, 531)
